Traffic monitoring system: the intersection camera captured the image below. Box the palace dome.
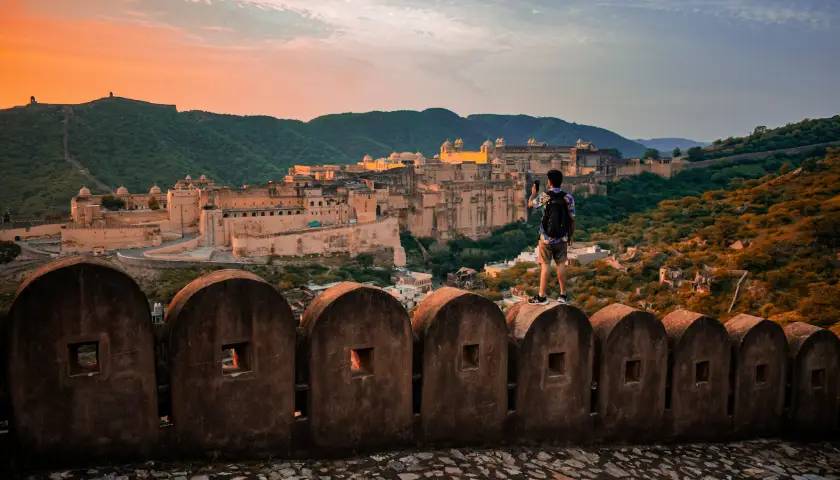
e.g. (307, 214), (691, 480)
(78, 186), (91, 197)
(149, 185), (161, 194)
(116, 186), (129, 196)
(185, 174), (192, 181)
(199, 174), (208, 182)
(362, 154), (373, 162)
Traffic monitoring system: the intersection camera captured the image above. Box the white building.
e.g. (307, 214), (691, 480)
(394, 270), (433, 293)
(384, 283), (429, 310)
(484, 248), (539, 278)
(568, 244), (610, 265)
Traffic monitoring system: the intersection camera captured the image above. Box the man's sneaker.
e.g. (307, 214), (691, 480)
(557, 294), (569, 304)
(528, 295), (549, 305)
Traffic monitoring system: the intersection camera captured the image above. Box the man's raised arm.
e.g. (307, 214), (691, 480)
(527, 182), (539, 208)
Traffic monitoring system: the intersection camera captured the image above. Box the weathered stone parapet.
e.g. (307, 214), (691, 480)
(412, 287), (508, 444)
(506, 303), (593, 441)
(589, 303), (668, 441)
(783, 322), (840, 436)
(166, 270), (296, 455)
(725, 313), (787, 437)
(3, 259), (840, 467)
(6, 257), (158, 464)
(301, 282), (413, 451)
(661, 309), (731, 440)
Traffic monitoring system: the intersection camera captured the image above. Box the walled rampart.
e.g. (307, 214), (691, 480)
(2, 258), (839, 467)
(0, 223), (63, 242)
(230, 217), (406, 266)
(61, 225), (162, 254)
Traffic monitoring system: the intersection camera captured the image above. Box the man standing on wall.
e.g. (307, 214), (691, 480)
(527, 169), (575, 305)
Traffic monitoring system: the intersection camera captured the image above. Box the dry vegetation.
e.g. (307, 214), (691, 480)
(484, 149), (840, 329)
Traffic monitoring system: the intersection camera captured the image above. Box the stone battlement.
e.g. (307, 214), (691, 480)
(2, 258), (838, 468)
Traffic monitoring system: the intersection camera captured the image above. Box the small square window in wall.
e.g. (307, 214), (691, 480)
(222, 343), (251, 376)
(811, 368), (826, 390)
(547, 352), (566, 377)
(68, 341), (100, 377)
(625, 359), (641, 384)
(350, 347), (374, 377)
(755, 363), (768, 384)
(695, 360), (710, 383)
(461, 344), (480, 371)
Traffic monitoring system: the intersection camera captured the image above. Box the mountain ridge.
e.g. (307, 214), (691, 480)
(0, 96), (647, 216)
(635, 137), (709, 152)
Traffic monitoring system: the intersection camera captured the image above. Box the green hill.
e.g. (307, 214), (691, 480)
(0, 104), (90, 219)
(479, 147), (840, 329)
(686, 115), (840, 161)
(405, 147), (823, 279)
(0, 96), (646, 217)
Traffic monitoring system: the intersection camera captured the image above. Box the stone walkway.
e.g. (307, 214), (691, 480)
(29, 439), (840, 479)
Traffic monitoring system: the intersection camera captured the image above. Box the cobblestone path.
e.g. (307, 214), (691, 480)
(30, 439), (840, 479)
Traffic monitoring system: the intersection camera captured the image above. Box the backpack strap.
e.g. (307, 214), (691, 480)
(547, 190), (567, 204)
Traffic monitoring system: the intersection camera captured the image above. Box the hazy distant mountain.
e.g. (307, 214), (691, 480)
(635, 137), (709, 152)
(304, 109), (646, 161)
(0, 96), (646, 215)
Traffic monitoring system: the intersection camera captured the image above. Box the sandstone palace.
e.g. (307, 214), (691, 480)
(4, 138), (679, 264)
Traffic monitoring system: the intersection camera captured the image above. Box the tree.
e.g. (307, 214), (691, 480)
(672, 147), (682, 158)
(643, 148), (660, 160)
(778, 162), (792, 175)
(0, 241), (21, 263)
(601, 148), (623, 159)
(100, 195), (126, 211)
(687, 146), (704, 162)
(148, 196), (160, 210)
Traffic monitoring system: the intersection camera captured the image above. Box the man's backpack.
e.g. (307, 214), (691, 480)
(541, 190), (571, 240)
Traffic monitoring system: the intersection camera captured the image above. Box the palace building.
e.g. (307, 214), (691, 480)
(60, 137), (680, 262)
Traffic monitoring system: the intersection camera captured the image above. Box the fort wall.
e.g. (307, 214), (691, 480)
(102, 209), (169, 224)
(0, 223), (63, 242)
(230, 217), (404, 266)
(3, 258), (839, 466)
(615, 159), (683, 179)
(61, 225), (162, 253)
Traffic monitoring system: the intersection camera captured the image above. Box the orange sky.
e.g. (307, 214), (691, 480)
(2, 0), (839, 138)
(0, 0), (374, 118)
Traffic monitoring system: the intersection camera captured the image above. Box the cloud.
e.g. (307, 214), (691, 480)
(7, 0), (839, 140)
(595, 0), (834, 29)
(25, 0), (335, 46)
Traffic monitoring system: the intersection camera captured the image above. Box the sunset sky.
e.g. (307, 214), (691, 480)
(2, 0), (839, 140)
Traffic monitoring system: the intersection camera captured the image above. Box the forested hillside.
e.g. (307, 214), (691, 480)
(0, 104), (90, 218)
(0, 96), (645, 217)
(686, 115), (840, 161)
(405, 149), (818, 278)
(635, 137), (707, 151)
(481, 148), (840, 329)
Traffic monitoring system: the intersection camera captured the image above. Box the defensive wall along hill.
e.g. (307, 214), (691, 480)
(2, 258), (840, 467)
